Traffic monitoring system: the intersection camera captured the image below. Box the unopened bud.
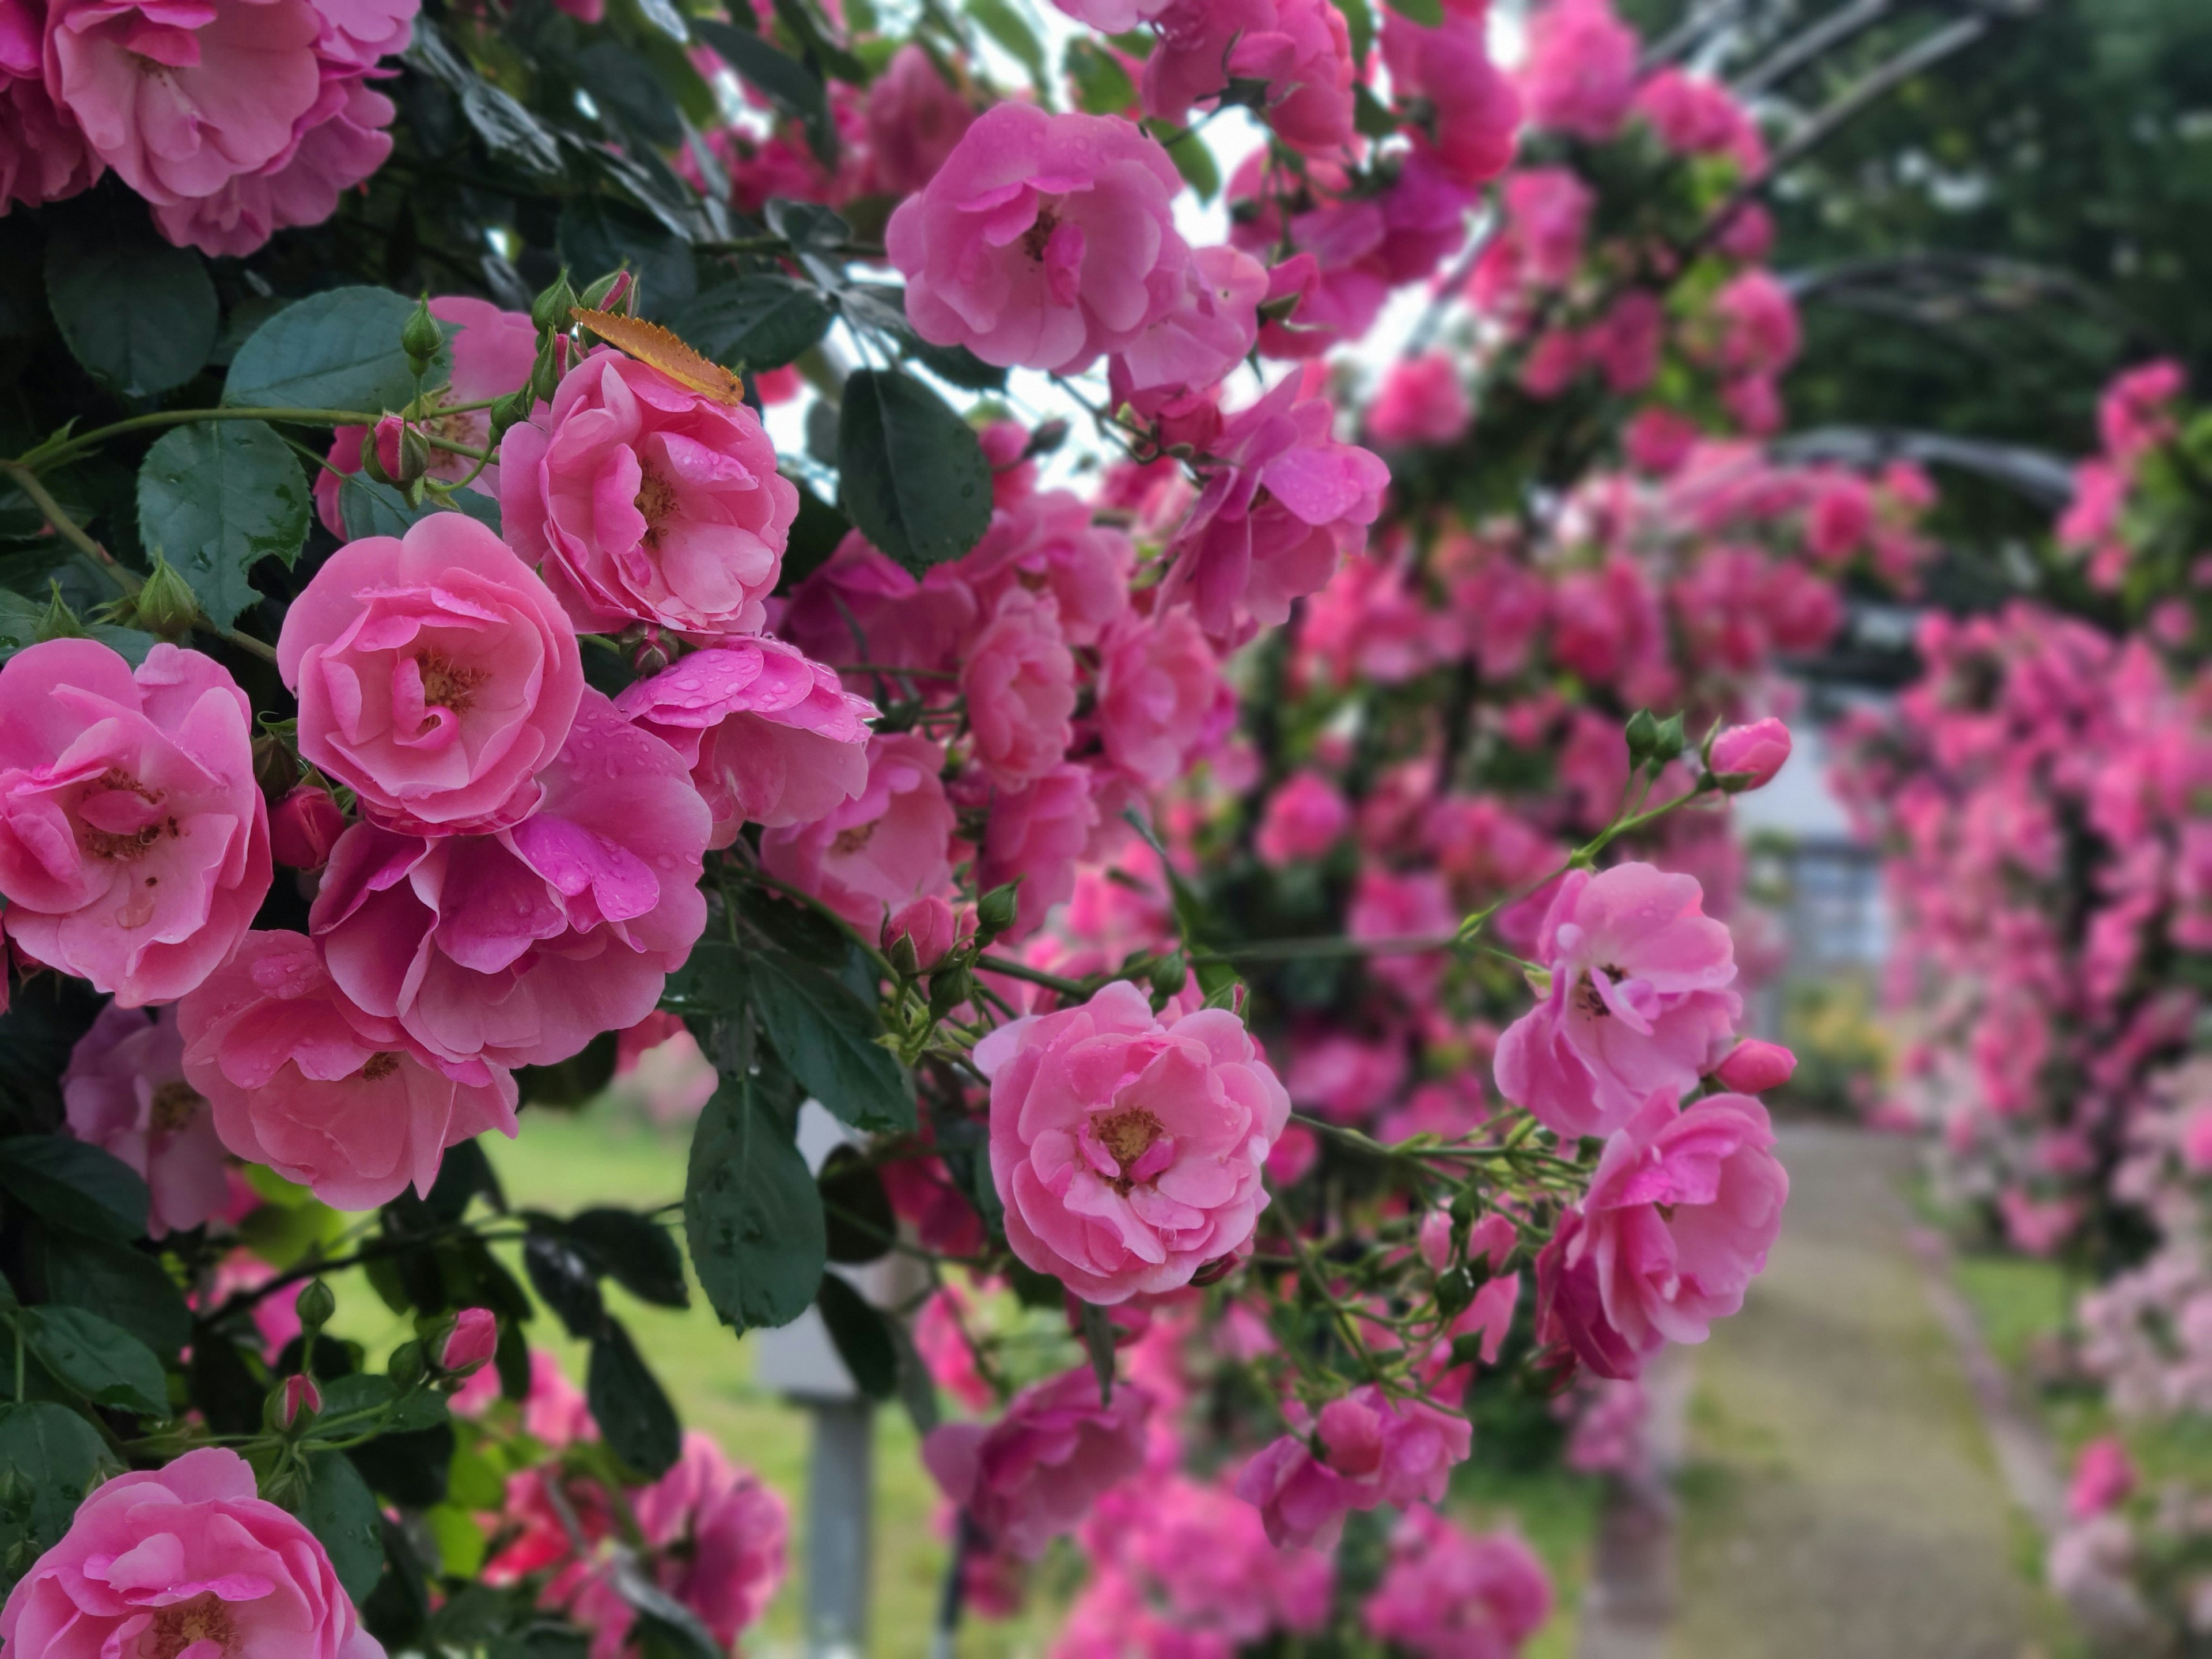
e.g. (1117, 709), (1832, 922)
(1147, 951), (1186, 1003)
(975, 881), (1021, 941)
(359, 426), (395, 485)
(34, 583), (84, 643)
(1649, 711), (1686, 765)
(295, 1278), (336, 1334)
(1418, 1209), (1453, 1274)
(1714, 1037), (1796, 1094)
(885, 896), (957, 974)
(267, 1372), (321, 1432)
(578, 269), (633, 314)
(530, 270), (577, 334)
(630, 626), (671, 677)
(397, 426), (431, 486)
(1022, 419), (1070, 460)
(1706, 718), (1791, 793)
(1623, 709), (1660, 762)
(436, 1307), (498, 1377)
(387, 1339), (426, 1391)
(130, 557), (199, 642)
(252, 733), (300, 798)
(271, 785), (346, 871)
(401, 297), (442, 373)
(488, 387), (534, 439)
(1435, 1265), (1476, 1320)
(927, 965), (974, 1020)
(529, 344), (563, 410)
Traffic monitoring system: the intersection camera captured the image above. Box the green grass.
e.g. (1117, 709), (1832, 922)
(1947, 1253), (2077, 1376)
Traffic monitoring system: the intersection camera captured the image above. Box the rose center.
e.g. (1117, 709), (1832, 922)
(416, 653), (486, 715)
(831, 821), (876, 857)
(634, 471), (680, 545)
(361, 1051), (404, 1082)
(1576, 964), (1627, 1018)
(77, 769), (179, 863)
(1092, 1106), (1165, 1177)
(147, 1078), (204, 1133)
(143, 1591), (236, 1659)
(1020, 202), (1062, 263)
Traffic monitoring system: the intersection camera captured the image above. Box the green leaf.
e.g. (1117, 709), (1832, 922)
(567, 1210), (690, 1308)
(587, 1320), (681, 1478)
(577, 41), (683, 146)
(135, 421), (309, 627)
(779, 479), (850, 589)
(814, 1273), (897, 1400)
(1382, 0), (1440, 22)
(294, 1449), (386, 1604)
(225, 287), (444, 415)
(770, 0), (867, 82)
(557, 199), (698, 321)
(1077, 1301), (1116, 1404)
(406, 24), (566, 177)
(0, 1401), (109, 1587)
(1353, 81), (1396, 140)
(836, 368), (992, 573)
(338, 476), (502, 541)
(684, 1074), (826, 1333)
(524, 1228), (611, 1340)
(0, 1135), (148, 1241)
(39, 1234), (192, 1358)
(1144, 119), (1219, 202)
(1332, 0), (1373, 65)
(673, 277), (835, 372)
(967, 0), (1048, 91)
(44, 219), (216, 400)
(696, 18), (839, 167)
(1065, 37), (1136, 113)
(514, 1029), (619, 1110)
(16, 1305), (168, 1415)
(657, 938), (748, 1020)
(748, 947), (914, 1132)
(819, 1146), (894, 1264)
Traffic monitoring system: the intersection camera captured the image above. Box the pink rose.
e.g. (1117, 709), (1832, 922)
(885, 103), (1191, 374)
(1287, 1029), (1406, 1124)
(1535, 1089), (1788, 1380)
(1144, 0), (1354, 158)
(63, 1000), (228, 1236)
(759, 732), (954, 933)
(946, 491), (1134, 649)
(271, 784), (346, 870)
(863, 44), (974, 196)
(922, 1365), (1151, 1557)
(1634, 67), (1764, 171)
(1493, 862), (1741, 1139)
(634, 1437), (788, 1649)
(1519, 0), (1637, 140)
(976, 762), (1099, 938)
(1707, 717), (1791, 790)
(963, 589), (1077, 790)
(616, 636), (876, 846)
(0, 0), (99, 212)
(781, 532), (979, 673)
(1714, 268), (1800, 376)
(0, 639), (270, 1006)
(278, 512), (584, 836)
(915, 1286), (994, 1411)
(1624, 407), (1700, 475)
(438, 1305), (497, 1373)
(1095, 608), (1232, 789)
(179, 929), (517, 1209)
(1363, 1506), (1553, 1659)
(885, 895), (961, 974)
(1378, 2), (1520, 187)
(1111, 244), (1267, 406)
(0, 1447), (381, 1659)
(1712, 1037), (1795, 1094)
(1349, 867), (1456, 1003)
(1234, 1385), (1472, 1548)
(1256, 771), (1350, 868)
(2067, 1437), (2135, 1521)
(309, 692), (710, 1070)
(975, 980), (1290, 1304)
(501, 350), (800, 637)
(1368, 354), (1471, 448)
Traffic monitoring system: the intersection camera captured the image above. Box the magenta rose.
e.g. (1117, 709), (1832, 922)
(1363, 1506), (1553, 1659)
(1712, 1036), (1795, 1094)
(1234, 1385), (1472, 1549)
(616, 635), (877, 847)
(63, 1000), (227, 1236)
(885, 103), (1191, 375)
(278, 511), (584, 836)
(1535, 1089), (1789, 1381)
(963, 589), (1077, 790)
(501, 349), (799, 638)
(779, 532), (978, 674)
(1095, 609), (1232, 788)
(0, 639), (270, 1006)
(923, 1365), (1152, 1557)
(759, 733), (955, 933)
(1492, 862), (1741, 1139)
(975, 980), (1290, 1304)
(632, 1435), (789, 1647)
(0, 1447), (382, 1659)
(308, 692), (709, 1070)
(179, 929), (517, 1210)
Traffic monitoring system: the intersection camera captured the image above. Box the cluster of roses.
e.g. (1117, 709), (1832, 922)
(0, 0), (416, 253)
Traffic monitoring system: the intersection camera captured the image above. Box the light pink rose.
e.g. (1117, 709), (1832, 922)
(1363, 1506), (1553, 1659)
(976, 762), (1100, 939)
(63, 1000), (227, 1236)
(279, 512), (584, 836)
(863, 44), (973, 196)
(944, 491), (1134, 649)
(885, 103), (1191, 374)
(760, 732), (955, 933)
(976, 980), (1290, 1304)
(1519, 0), (1637, 140)
(0, 639), (270, 1006)
(501, 350), (799, 637)
(1286, 1029), (1406, 1124)
(1349, 867), (1457, 1003)
(1368, 354), (1471, 448)
(1256, 770), (1350, 868)
(1707, 716), (1791, 790)
(1535, 1089), (1787, 1380)
(308, 692), (710, 1070)
(0, 0), (99, 211)
(179, 929), (517, 1210)
(1144, 0), (1354, 157)
(0, 1446), (382, 1659)
(780, 532), (979, 673)
(922, 1365), (1152, 1557)
(616, 636), (876, 846)
(1095, 608), (1232, 789)
(1493, 862), (1741, 1139)
(1234, 1385), (1472, 1549)
(963, 589), (1077, 790)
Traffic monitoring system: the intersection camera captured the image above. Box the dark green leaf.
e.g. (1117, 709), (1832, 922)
(136, 421), (309, 627)
(887, 1312), (940, 1435)
(1382, 0), (1439, 23)
(44, 221), (215, 399)
(0, 980), (105, 1136)
(558, 199), (698, 321)
(1077, 1301), (1116, 1404)
(968, 0), (1048, 90)
(514, 1029), (619, 1109)
(338, 476), (502, 541)
(39, 1234), (191, 1358)
(225, 287), (443, 415)
(658, 938), (748, 1020)
(0, 1135), (148, 1241)
(819, 1146), (894, 1264)
(684, 1074), (825, 1332)
(406, 24), (566, 176)
(0, 1401), (109, 1586)
(770, 0), (866, 83)
(779, 479), (850, 589)
(577, 41), (684, 145)
(567, 1210), (689, 1308)
(294, 1449), (386, 1604)
(1353, 81), (1396, 140)
(814, 1272), (896, 1400)
(696, 18), (838, 167)
(1064, 37), (1135, 113)
(748, 947), (914, 1132)
(587, 1320), (681, 1478)
(17, 1305), (168, 1415)
(836, 368), (992, 572)
(674, 277), (835, 371)
(349, 1424), (452, 1508)
(523, 1229), (610, 1339)
(911, 336), (1009, 392)
(1332, 0), (1372, 66)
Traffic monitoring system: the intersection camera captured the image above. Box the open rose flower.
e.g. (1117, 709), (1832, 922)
(278, 511), (584, 835)
(945, 491), (1134, 648)
(63, 1000), (228, 1236)
(760, 733), (955, 933)
(976, 980), (1290, 1304)
(0, 639), (270, 1006)
(1234, 1385), (1472, 1548)
(0, 0), (99, 212)
(923, 1365), (1152, 1556)
(0, 1446), (382, 1659)
(780, 532), (979, 674)
(962, 589), (1077, 790)
(616, 635), (877, 846)
(1535, 1089), (1788, 1380)
(1363, 1507), (1554, 1659)
(308, 692), (711, 1070)
(501, 349), (799, 637)
(179, 929), (517, 1210)
(1095, 609), (1233, 788)
(1493, 862), (1740, 1139)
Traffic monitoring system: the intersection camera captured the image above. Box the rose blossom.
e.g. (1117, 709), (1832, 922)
(760, 733), (955, 933)
(976, 762), (1099, 938)
(0, 0), (99, 211)
(1364, 1506), (1554, 1659)
(962, 589), (1077, 789)
(1493, 862), (1741, 1139)
(439, 1306), (497, 1373)
(2067, 1437), (2135, 1520)
(1256, 770), (1350, 867)
(308, 692), (710, 1070)
(1095, 609), (1232, 788)
(780, 532), (979, 673)
(0, 639), (270, 1006)
(1143, 0), (1354, 158)
(501, 349), (800, 637)
(885, 103), (1191, 374)
(945, 490), (1134, 649)
(922, 1364), (1152, 1556)
(1535, 1089), (1788, 1380)
(1234, 1385), (1473, 1548)
(0, 1447), (381, 1659)
(1369, 354), (1471, 447)
(616, 635), (876, 846)
(1708, 717), (1791, 790)
(1519, 0), (1637, 140)
(863, 44), (973, 196)
(180, 929), (517, 1210)
(278, 511), (584, 835)
(976, 980), (1291, 1303)
(1378, 1), (1520, 188)
(63, 1000), (228, 1236)
(1713, 1037), (1795, 1094)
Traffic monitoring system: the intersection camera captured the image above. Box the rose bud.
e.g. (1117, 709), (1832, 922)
(1714, 1038), (1797, 1094)
(1707, 718), (1791, 791)
(438, 1307), (498, 1376)
(269, 1373), (320, 1431)
(1418, 1209), (1454, 1274)
(885, 896), (958, 974)
(270, 785), (346, 871)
